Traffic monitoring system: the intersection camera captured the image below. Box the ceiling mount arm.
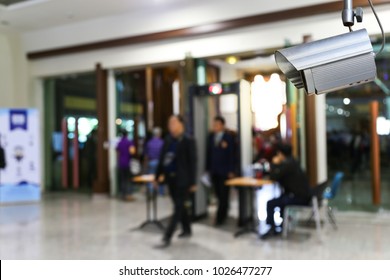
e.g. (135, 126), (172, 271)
(342, 0), (356, 27)
(342, 0), (364, 31)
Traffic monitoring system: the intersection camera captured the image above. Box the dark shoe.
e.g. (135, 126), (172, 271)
(274, 226), (282, 235)
(178, 232), (192, 239)
(154, 238), (170, 249)
(260, 228), (276, 240)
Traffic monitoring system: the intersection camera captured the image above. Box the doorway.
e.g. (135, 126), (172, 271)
(44, 73), (99, 193)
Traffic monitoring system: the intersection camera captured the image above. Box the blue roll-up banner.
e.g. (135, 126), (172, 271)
(0, 109), (41, 204)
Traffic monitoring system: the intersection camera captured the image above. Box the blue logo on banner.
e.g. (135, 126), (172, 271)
(10, 110), (28, 131)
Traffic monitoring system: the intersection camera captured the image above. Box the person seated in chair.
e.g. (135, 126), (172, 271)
(261, 143), (311, 240)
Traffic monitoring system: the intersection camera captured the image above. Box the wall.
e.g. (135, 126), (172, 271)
(220, 65), (239, 83)
(0, 30), (30, 108)
(25, 5), (390, 77)
(0, 29), (43, 190)
(0, 32), (16, 107)
(22, 0), (335, 53)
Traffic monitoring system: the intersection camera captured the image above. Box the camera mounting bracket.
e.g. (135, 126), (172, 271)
(342, 0), (364, 27)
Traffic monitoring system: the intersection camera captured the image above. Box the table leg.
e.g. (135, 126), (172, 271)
(152, 187), (157, 220)
(139, 185), (164, 231)
(251, 187), (261, 237)
(139, 186), (152, 229)
(152, 187), (165, 230)
(234, 187), (260, 238)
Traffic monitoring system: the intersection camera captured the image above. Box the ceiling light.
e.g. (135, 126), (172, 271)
(343, 98), (351, 105)
(226, 56), (238, 65)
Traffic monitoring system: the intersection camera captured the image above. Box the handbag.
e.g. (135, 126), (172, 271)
(0, 146), (6, 169)
(129, 158), (142, 175)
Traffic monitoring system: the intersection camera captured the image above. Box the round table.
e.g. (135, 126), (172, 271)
(133, 174), (165, 231)
(226, 177), (274, 238)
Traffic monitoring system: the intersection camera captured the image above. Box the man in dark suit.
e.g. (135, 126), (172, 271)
(154, 115), (197, 248)
(206, 116), (235, 226)
(261, 143), (311, 239)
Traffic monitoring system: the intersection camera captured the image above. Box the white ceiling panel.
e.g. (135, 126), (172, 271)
(0, 0), (337, 31)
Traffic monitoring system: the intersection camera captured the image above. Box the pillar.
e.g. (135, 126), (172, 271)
(107, 69), (117, 197)
(180, 52), (196, 120)
(302, 35), (328, 186)
(195, 59), (207, 86)
(145, 67), (154, 131)
(43, 79), (56, 190)
(195, 58), (209, 130)
(286, 79), (299, 158)
(370, 101), (381, 205)
(95, 63), (110, 193)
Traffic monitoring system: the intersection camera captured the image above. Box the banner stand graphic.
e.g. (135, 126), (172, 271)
(0, 109), (41, 204)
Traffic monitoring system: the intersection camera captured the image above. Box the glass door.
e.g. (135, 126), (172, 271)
(57, 116), (98, 192)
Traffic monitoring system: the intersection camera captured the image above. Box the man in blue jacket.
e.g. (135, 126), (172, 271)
(206, 116), (235, 226)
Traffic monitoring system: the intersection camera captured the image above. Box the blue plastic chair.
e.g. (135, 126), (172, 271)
(323, 172), (344, 229)
(283, 173), (344, 240)
(324, 172), (344, 200)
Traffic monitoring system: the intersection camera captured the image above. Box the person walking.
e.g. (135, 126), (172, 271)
(154, 115), (197, 248)
(116, 130), (136, 201)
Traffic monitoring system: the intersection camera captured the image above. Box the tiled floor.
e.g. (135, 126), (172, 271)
(1, 191), (390, 260)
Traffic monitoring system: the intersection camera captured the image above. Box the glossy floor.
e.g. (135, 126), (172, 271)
(331, 172), (390, 212)
(1, 192), (390, 260)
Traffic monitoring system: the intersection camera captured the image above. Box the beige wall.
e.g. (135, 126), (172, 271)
(0, 30), (43, 189)
(0, 30), (31, 108)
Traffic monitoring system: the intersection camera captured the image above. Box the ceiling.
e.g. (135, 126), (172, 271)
(0, 0), (209, 30)
(0, 0), (336, 31)
(0, 0), (212, 30)
(209, 55), (279, 74)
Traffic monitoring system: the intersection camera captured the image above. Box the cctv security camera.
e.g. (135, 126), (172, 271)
(275, 29), (376, 95)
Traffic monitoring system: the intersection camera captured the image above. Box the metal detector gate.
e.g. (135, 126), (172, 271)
(189, 80), (253, 222)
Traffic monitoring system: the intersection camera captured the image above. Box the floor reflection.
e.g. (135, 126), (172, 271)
(1, 192), (390, 259)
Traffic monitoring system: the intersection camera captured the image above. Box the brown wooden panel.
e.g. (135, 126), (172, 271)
(370, 101), (381, 205)
(152, 67), (178, 133)
(302, 35), (318, 188)
(290, 103), (298, 158)
(305, 94), (318, 187)
(145, 67), (154, 131)
(27, 0), (390, 60)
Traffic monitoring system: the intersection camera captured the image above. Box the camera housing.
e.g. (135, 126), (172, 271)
(275, 29), (376, 95)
